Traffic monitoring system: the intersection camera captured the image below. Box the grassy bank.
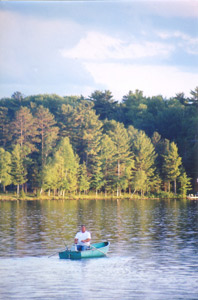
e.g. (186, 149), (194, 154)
(0, 191), (186, 201)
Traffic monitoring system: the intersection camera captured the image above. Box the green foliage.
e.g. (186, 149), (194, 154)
(0, 148), (12, 192)
(162, 142), (182, 194)
(35, 105), (59, 167)
(11, 144), (27, 195)
(78, 162), (90, 194)
(89, 90), (118, 120)
(0, 107), (10, 148)
(178, 168), (192, 196)
(43, 137), (79, 195)
(0, 88), (197, 196)
(132, 170), (147, 196)
(90, 158), (104, 194)
(105, 120), (133, 196)
(190, 86), (198, 106)
(99, 134), (117, 193)
(128, 127), (157, 193)
(11, 106), (38, 153)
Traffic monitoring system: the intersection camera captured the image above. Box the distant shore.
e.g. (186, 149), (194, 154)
(0, 192), (187, 201)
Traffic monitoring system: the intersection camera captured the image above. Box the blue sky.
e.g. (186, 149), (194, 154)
(0, 0), (197, 100)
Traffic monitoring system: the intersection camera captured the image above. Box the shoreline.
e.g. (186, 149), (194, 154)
(0, 193), (188, 201)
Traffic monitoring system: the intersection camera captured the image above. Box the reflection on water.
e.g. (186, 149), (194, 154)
(0, 199), (198, 299)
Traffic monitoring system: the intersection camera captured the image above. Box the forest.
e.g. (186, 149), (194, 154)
(0, 87), (197, 198)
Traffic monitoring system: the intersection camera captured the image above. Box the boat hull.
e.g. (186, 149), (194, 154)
(187, 196), (198, 200)
(59, 241), (109, 259)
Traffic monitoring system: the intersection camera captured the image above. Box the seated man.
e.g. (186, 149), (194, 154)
(74, 225), (91, 251)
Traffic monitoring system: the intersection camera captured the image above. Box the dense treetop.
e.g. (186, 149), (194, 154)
(0, 87), (197, 197)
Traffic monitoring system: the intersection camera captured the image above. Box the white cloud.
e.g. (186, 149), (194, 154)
(0, 9), (83, 82)
(60, 31), (174, 61)
(145, 1), (198, 18)
(83, 62), (198, 99)
(0, 10), (82, 58)
(1, 3), (197, 100)
(157, 30), (198, 55)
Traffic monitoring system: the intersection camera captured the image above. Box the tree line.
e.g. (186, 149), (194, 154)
(0, 87), (197, 197)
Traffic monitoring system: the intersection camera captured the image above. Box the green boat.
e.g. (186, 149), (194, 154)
(59, 241), (110, 259)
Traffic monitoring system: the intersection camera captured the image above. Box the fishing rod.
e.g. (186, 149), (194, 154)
(48, 247), (67, 258)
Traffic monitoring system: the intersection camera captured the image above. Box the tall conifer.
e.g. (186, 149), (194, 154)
(162, 142), (182, 194)
(0, 148), (12, 192)
(11, 144), (27, 195)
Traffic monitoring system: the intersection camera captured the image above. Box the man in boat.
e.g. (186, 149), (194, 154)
(74, 225), (91, 251)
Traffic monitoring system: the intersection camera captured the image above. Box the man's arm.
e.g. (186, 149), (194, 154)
(81, 238), (91, 243)
(82, 232), (91, 243)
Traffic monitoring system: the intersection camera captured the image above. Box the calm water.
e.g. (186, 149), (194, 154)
(0, 199), (198, 299)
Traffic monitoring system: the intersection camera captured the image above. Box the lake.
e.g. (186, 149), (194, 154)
(0, 198), (198, 299)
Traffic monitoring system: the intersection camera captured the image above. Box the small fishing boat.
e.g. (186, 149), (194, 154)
(187, 194), (198, 200)
(59, 241), (110, 259)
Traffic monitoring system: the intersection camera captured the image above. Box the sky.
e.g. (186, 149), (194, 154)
(0, 0), (198, 101)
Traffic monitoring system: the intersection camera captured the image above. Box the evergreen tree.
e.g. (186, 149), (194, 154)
(42, 159), (57, 196)
(0, 107), (10, 148)
(132, 170), (147, 197)
(106, 120), (133, 196)
(162, 141), (182, 194)
(12, 91), (24, 102)
(30, 161), (42, 193)
(89, 90), (118, 120)
(99, 134), (117, 195)
(0, 148), (12, 192)
(11, 144), (27, 195)
(0, 88), (197, 195)
(66, 103), (103, 178)
(128, 126), (157, 194)
(58, 104), (75, 140)
(54, 137), (79, 194)
(78, 162), (90, 194)
(151, 132), (168, 183)
(188, 87), (198, 192)
(43, 137), (79, 195)
(122, 89), (146, 127)
(90, 158), (104, 195)
(178, 168), (192, 196)
(11, 106), (38, 153)
(190, 86), (198, 106)
(59, 102), (102, 177)
(35, 105), (59, 167)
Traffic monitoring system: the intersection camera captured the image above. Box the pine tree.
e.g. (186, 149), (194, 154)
(128, 126), (157, 195)
(0, 148), (12, 192)
(71, 103), (103, 178)
(89, 90), (118, 120)
(54, 137), (79, 194)
(59, 102), (103, 179)
(122, 89), (146, 126)
(99, 134), (117, 195)
(43, 137), (79, 195)
(106, 120), (133, 196)
(132, 170), (147, 197)
(35, 105), (59, 168)
(11, 107), (38, 153)
(178, 168), (192, 196)
(11, 144), (27, 195)
(162, 141), (182, 194)
(42, 159), (57, 196)
(0, 107), (10, 148)
(190, 86), (198, 107)
(78, 162), (90, 194)
(90, 158), (104, 195)
(58, 104), (75, 139)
